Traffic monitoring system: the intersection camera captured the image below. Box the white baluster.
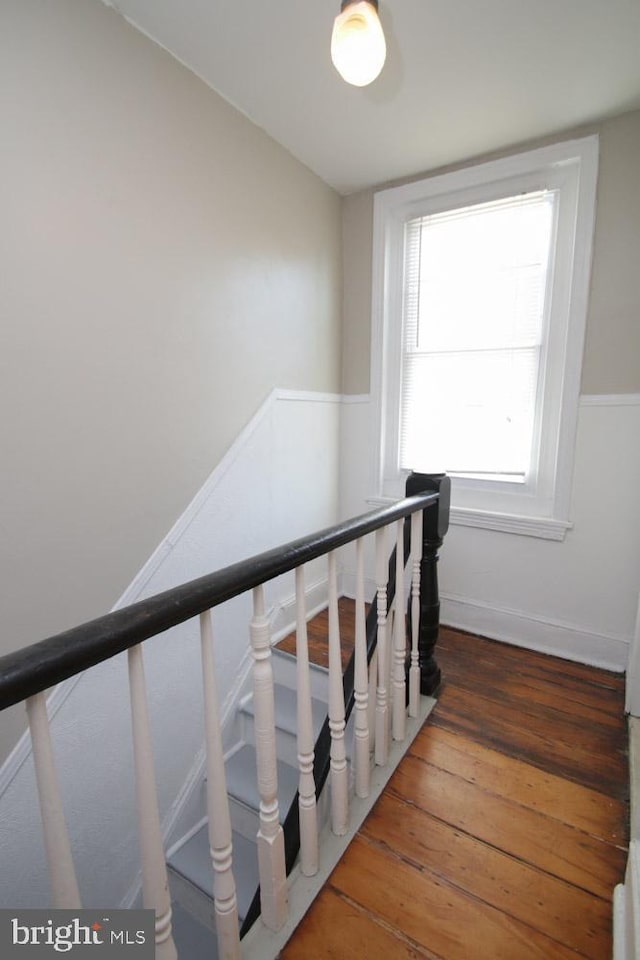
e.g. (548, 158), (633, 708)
(392, 519), (407, 741)
(354, 537), (370, 798)
(294, 566), (318, 877)
(128, 644), (177, 960)
(385, 606), (394, 742)
(200, 611), (241, 960)
(374, 525), (389, 766)
(26, 693), (81, 908)
(368, 648), (377, 755)
(409, 510), (423, 717)
(327, 551), (348, 835)
(250, 585), (288, 931)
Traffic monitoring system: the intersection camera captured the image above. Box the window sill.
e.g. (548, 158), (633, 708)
(367, 497), (572, 541)
(450, 506), (572, 540)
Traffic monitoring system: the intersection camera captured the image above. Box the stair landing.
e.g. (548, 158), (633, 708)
(274, 596), (359, 670)
(279, 621), (629, 960)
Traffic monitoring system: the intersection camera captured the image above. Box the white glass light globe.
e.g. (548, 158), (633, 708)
(331, 1), (387, 87)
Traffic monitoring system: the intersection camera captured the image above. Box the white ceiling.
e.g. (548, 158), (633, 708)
(105, 0), (640, 195)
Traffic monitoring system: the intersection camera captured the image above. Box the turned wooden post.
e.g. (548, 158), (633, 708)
(249, 585), (288, 930)
(199, 610), (241, 960)
(405, 472), (450, 695)
(374, 525), (390, 766)
(353, 537), (371, 798)
(294, 565), (319, 877)
(128, 645), (178, 960)
(408, 509), (423, 718)
(392, 518), (406, 742)
(327, 551), (349, 835)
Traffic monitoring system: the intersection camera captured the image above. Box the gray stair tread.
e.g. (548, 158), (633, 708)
(241, 683), (327, 737)
(171, 901), (219, 960)
(226, 743), (299, 818)
(168, 824), (259, 922)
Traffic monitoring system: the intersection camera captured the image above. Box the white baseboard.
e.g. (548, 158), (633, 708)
(341, 576), (628, 671)
(625, 596), (640, 715)
(440, 592), (628, 671)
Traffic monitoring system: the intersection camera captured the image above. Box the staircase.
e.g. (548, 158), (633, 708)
(167, 647), (332, 958)
(0, 476), (448, 959)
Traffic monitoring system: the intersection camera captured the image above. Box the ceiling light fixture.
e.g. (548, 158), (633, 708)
(331, 0), (387, 87)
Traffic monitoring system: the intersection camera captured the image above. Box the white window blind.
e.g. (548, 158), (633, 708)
(399, 191), (556, 481)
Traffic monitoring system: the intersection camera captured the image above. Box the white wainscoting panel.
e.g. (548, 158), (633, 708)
(339, 394), (640, 671)
(0, 390), (342, 911)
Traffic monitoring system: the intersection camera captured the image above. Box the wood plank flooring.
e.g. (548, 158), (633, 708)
(278, 612), (629, 960)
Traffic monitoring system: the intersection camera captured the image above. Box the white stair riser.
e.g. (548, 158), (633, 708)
(270, 650), (329, 701)
(228, 796), (259, 843)
(239, 709), (300, 768)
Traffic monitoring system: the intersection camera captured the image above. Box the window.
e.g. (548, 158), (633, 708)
(371, 137), (599, 540)
(400, 191), (555, 481)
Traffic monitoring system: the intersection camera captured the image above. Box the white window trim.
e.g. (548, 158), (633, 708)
(370, 136), (599, 541)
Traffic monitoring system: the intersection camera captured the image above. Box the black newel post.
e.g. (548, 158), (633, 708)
(405, 472), (451, 695)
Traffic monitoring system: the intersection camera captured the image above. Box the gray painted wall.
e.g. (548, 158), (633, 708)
(0, 0), (342, 762)
(341, 109), (640, 396)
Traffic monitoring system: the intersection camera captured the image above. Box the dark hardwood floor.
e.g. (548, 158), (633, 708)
(278, 609), (629, 960)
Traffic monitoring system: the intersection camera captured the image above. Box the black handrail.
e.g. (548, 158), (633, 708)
(0, 493), (437, 711)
